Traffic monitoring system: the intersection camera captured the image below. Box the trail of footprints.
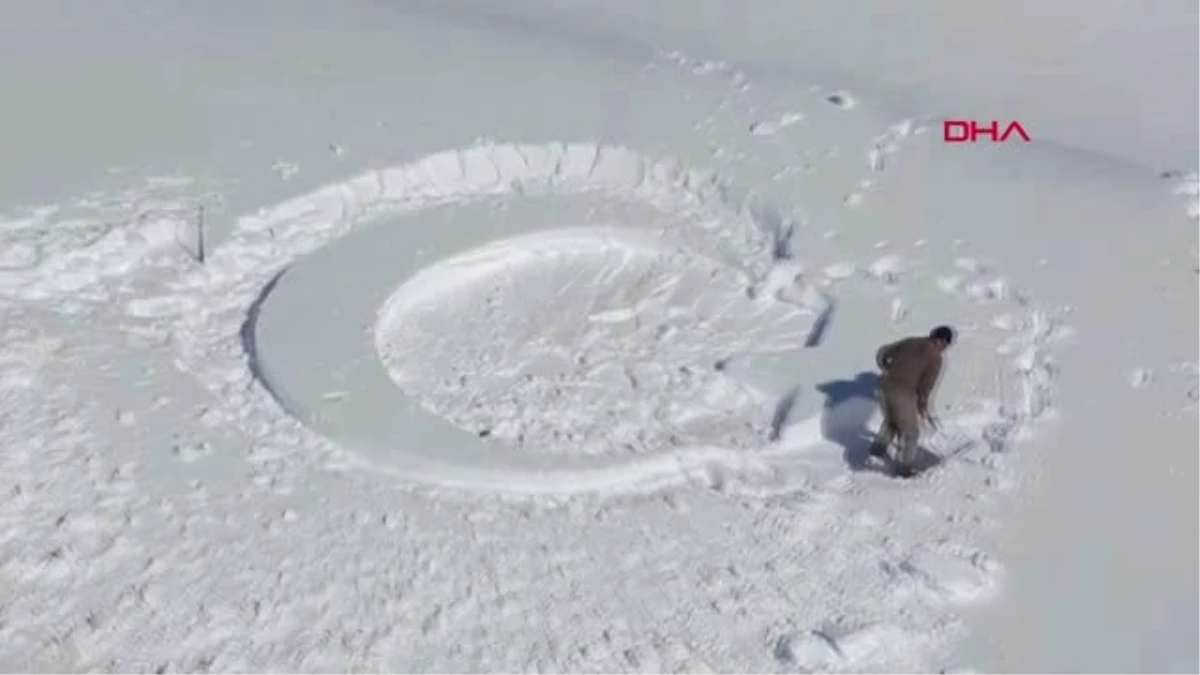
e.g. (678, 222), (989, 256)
(845, 119), (924, 208)
(1098, 210), (1200, 409)
(879, 545), (1000, 605)
(770, 544), (1002, 671)
(1116, 210), (1196, 411)
(763, 247), (1057, 672)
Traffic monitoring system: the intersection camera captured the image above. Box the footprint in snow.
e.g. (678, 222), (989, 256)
(1129, 368), (1153, 389)
(776, 622), (912, 669)
(172, 441), (213, 463)
(880, 546), (1000, 604)
(867, 254), (904, 285)
(271, 161), (300, 181)
(823, 262), (856, 282)
(990, 313), (1020, 331)
(749, 112), (804, 136)
(954, 257), (988, 275)
(1161, 169), (1198, 220)
(825, 91), (857, 109)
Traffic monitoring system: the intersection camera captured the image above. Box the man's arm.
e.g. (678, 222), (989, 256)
(916, 355), (943, 414)
(875, 342), (898, 371)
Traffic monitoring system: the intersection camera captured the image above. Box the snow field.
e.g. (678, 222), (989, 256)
(192, 133), (1050, 666)
(4, 7), (1189, 668)
(0, 150), (1043, 674)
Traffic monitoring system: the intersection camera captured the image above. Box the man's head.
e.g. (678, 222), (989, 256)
(929, 325), (955, 352)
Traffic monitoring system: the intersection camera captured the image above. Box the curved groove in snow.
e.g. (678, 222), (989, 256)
(171, 141), (1049, 496)
(252, 222), (826, 494)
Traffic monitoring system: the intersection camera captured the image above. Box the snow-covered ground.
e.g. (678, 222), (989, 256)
(0, 1), (1195, 672)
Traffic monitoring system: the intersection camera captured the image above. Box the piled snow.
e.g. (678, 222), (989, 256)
(0, 177), (221, 304)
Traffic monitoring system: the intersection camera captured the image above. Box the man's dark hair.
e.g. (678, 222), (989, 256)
(930, 325), (955, 344)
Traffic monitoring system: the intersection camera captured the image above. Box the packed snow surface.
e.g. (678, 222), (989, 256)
(0, 1), (1195, 672)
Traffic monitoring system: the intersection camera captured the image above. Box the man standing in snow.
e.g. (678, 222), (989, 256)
(869, 325), (955, 477)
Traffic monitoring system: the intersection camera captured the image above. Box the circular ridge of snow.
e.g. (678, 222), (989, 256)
(172, 142), (832, 495)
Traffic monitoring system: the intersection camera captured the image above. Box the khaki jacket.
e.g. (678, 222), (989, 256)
(875, 336), (944, 406)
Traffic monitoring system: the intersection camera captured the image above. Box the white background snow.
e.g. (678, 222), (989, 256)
(0, 0), (1196, 672)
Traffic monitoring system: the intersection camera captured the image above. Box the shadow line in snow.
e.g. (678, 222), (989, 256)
(240, 267), (287, 390)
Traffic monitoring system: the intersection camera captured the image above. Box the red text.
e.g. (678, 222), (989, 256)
(943, 120), (1032, 143)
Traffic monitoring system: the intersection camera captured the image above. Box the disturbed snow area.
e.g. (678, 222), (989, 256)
(378, 232), (807, 457)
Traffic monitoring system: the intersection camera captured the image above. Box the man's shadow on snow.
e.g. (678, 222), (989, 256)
(814, 371), (890, 473)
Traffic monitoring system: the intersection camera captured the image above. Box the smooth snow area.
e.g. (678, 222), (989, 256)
(0, 1), (1195, 672)
(423, 0), (1199, 172)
